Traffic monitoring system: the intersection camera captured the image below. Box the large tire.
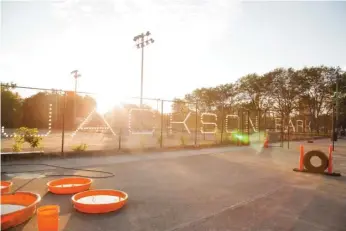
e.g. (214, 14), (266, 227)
(303, 150), (329, 173)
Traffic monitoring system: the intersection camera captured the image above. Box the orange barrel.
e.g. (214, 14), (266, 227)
(37, 205), (59, 231)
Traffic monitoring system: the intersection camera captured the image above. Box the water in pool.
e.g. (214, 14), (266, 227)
(77, 195), (124, 204)
(1, 204), (26, 215)
(55, 184), (83, 187)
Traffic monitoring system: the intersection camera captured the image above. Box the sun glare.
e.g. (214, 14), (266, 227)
(95, 95), (122, 115)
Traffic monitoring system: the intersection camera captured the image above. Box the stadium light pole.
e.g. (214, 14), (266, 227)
(133, 31), (154, 108)
(71, 70), (81, 127)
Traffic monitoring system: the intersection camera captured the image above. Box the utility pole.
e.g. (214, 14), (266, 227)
(71, 70), (81, 128)
(133, 31), (154, 108)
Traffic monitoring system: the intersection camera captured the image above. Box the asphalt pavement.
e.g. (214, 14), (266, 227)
(2, 139), (346, 231)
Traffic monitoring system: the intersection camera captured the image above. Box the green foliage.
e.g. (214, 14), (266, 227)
(12, 127), (43, 151)
(171, 98), (189, 113)
(72, 143), (88, 152)
(1, 82), (17, 90)
(1, 82), (98, 130)
(12, 143), (22, 152)
(1, 83), (22, 128)
(22, 92), (58, 129)
(237, 73), (270, 110)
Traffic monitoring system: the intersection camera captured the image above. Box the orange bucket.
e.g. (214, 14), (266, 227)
(1, 181), (13, 194)
(47, 177), (92, 194)
(37, 205), (60, 231)
(1, 191), (41, 230)
(71, 189), (128, 214)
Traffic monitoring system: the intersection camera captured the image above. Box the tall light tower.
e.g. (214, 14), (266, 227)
(71, 70), (81, 127)
(133, 31), (154, 108)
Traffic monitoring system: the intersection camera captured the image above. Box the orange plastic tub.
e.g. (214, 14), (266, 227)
(71, 189), (128, 214)
(47, 177), (92, 194)
(1, 181), (13, 194)
(1, 191), (41, 230)
(37, 205), (59, 231)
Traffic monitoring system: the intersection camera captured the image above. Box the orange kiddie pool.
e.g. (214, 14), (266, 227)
(1, 181), (13, 194)
(47, 177), (92, 194)
(1, 191), (41, 230)
(71, 189), (128, 214)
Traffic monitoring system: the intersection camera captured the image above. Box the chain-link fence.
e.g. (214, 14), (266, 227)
(1, 85), (333, 154)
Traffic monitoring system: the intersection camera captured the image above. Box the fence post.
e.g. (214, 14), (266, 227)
(332, 104), (335, 151)
(118, 128), (122, 150)
(287, 115), (290, 149)
(194, 101), (198, 146)
(61, 91), (66, 157)
(258, 110), (261, 143)
(160, 100), (164, 148)
(241, 109), (244, 146)
(257, 109), (261, 143)
(281, 113), (284, 148)
(237, 109), (241, 146)
(247, 110), (250, 144)
(220, 104), (224, 144)
(264, 109), (267, 140)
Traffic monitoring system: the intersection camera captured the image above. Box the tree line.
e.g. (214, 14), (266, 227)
(2, 66), (346, 133)
(1, 83), (157, 131)
(171, 66), (346, 132)
(1, 83), (97, 130)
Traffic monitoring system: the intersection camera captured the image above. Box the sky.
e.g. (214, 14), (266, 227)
(1, 0), (346, 113)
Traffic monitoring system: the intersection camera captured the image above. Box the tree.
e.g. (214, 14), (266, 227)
(1, 83), (23, 128)
(236, 74), (272, 111)
(297, 66), (335, 133)
(171, 98), (190, 114)
(330, 68), (346, 129)
(21, 91), (97, 130)
(79, 95), (97, 118)
(265, 68), (301, 117)
(213, 83), (237, 109)
(22, 92), (53, 128)
(187, 88), (219, 112)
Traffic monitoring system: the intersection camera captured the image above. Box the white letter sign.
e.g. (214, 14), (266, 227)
(275, 117), (282, 132)
(169, 112), (191, 134)
(225, 115), (239, 133)
(289, 119), (296, 132)
(249, 116), (258, 133)
(200, 113), (217, 134)
(296, 120), (303, 133)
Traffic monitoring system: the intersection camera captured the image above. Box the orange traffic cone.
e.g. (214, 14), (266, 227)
(299, 145), (304, 171)
(328, 145), (333, 174)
